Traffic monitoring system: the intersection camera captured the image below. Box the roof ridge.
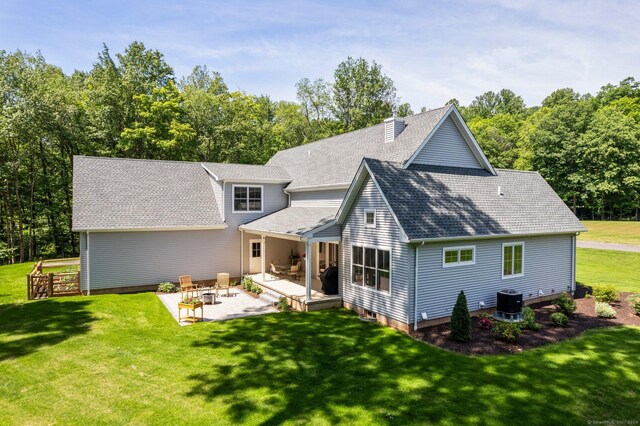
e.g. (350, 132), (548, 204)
(74, 155), (202, 165)
(494, 168), (539, 174)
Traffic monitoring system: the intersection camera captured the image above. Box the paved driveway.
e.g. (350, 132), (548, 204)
(577, 241), (640, 252)
(157, 287), (278, 325)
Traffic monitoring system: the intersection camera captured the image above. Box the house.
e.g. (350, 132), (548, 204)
(72, 105), (586, 331)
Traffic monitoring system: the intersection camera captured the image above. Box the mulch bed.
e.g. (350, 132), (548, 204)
(410, 291), (640, 355)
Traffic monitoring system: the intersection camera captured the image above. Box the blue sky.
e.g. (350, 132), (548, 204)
(1, 0), (638, 109)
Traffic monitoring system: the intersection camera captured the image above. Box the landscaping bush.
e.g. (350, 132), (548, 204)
(627, 294), (640, 316)
(241, 276), (253, 291)
(595, 301), (616, 318)
(550, 312), (569, 327)
(493, 321), (522, 343)
(553, 292), (577, 317)
(277, 297), (290, 311)
(157, 282), (177, 293)
(252, 284), (263, 295)
(522, 306), (542, 331)
(450, 291), (471, 342)
(477, 313), (493, 330)
(592, 285), (619, 304)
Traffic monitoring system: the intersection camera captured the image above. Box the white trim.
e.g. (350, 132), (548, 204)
(200, 164), (220, 180)
(240, 230), (244, 275)
(571, 235), (576, 292)
(285, 183), (350, 193)
(402, 105), (496, 175)
(414, 244), (420, 330)
(442, 245), (476, 268)
(232, 184), (264, 214)
(305, 240), (312, 302)
(364, 209), (376, 228)
(349, 243), (392, 296)
(86, 231), (90, 296)
(502, 241), (525, 279)
(73, 225), (227, 233)
(308, 236), (342, 243)
(237, 228), (305, 242)
(408, 229), (584, 243)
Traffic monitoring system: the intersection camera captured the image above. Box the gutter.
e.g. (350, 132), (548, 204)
(284, 183), (350, 193)
(73, 225), (228, 233)
(407, 229), (587, 244)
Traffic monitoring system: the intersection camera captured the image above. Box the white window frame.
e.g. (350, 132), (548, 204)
(502, 242), (525, 279)
(350, 244), (391, 295)
(232, 184), (264, 213)
(442, 245), (476, 268)
(364, 209), (376, 228)
(250, 241), (262, 259)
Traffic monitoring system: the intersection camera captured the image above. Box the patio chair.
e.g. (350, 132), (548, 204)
(215, 272), (231, 297)
(179, 275), (198, 298)
(270, 263), (285, 279)
(289, 261), (302, 281)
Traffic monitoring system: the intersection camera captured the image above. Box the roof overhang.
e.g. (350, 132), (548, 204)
(73, 225), (228, 233)
(284, 183), (350, 193)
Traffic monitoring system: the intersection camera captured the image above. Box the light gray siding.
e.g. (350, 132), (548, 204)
(341, 176), (412, 323)
(413, 234), (574, 322)
(80, 232), (87, 289)
(412, 116), (482, 169)
(290, 189), (347, 208)
(81, 182), (288, 290)
(313, 223), (341, 238)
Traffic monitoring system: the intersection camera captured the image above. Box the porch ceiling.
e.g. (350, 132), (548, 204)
(239, 206), (338, 239)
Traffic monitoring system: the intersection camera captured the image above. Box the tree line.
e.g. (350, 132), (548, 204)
(0, 41), (638, 264)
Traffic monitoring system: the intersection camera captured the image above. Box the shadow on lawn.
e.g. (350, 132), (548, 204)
(0, 298), (95, 361)
(187, 310), (640, 425)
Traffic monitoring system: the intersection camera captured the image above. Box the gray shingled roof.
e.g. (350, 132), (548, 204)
(72, 157), (224, 231)
(266, 106), (450, 190)
(364, 159), (586, 241)
(240, 206), (338, 237)
(202, 162), (290, 182)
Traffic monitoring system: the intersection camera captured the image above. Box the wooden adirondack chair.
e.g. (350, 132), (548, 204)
(179, 275), (198, 298)
(215, 272), (231, 297)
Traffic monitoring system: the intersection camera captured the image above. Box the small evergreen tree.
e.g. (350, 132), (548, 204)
(450, 290), (472, 342)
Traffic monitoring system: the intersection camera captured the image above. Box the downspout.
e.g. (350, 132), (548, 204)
(413, 243), (422, 331)
(240, 230), (244, 278)
(571, 234), (577, 293)
(86, 231), (91, 296)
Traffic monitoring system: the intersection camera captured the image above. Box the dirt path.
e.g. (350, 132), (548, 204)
(577, 241), (640, 252)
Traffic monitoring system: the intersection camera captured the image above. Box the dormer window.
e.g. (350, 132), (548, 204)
(364, 209), (376, 228)
(233, 185), (262, 213)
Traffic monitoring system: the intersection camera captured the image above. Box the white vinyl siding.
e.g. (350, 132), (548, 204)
(412, 116), (483, 169)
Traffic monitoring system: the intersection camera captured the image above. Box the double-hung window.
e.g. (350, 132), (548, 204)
(502, 242), (524, 278)
(443, 246), (475, 267)
(364, 209), (376, 228)
(352, 245), (390, 293)
(233, 185), (262, 212)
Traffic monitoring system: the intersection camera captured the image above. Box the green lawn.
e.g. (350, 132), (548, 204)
(1, 263), (639, 425)
(579, 220), (640, 245)
(576, 248), (640, 293)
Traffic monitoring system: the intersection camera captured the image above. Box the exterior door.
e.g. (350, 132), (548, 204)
(249, 239), (263, 274)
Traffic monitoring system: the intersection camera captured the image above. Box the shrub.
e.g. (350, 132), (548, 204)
(493, 321), (522, 343)
(550, 312), (569, 327)
(450, 291), (472, 342)
(627, 294), (640, 316)
(553, 292), (577, 317)
(595, 301), (616, 318)
(158, 282), (177, 293)
(277, 297), (290, 311)
(241, 276), (253, 291)
(522, 306), (542, 331)
(592, 285), (619, 304)
(477, 313), (493, 330)
(252, 284), (263, 295)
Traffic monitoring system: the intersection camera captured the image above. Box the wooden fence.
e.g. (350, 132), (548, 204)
(27, 259), (81, 300)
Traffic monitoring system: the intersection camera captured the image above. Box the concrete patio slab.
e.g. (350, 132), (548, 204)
(157, 287), (278, 325)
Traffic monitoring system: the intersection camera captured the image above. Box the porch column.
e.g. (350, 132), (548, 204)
(305, 240), (312, 302)
(261, 235), (266, 282)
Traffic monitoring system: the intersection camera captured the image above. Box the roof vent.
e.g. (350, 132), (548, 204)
(384, 116), (405, 143)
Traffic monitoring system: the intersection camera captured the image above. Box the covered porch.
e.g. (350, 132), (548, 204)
(239, 206), (342, 311)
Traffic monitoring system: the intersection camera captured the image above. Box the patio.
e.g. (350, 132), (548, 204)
(157, 287), (278, 325)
